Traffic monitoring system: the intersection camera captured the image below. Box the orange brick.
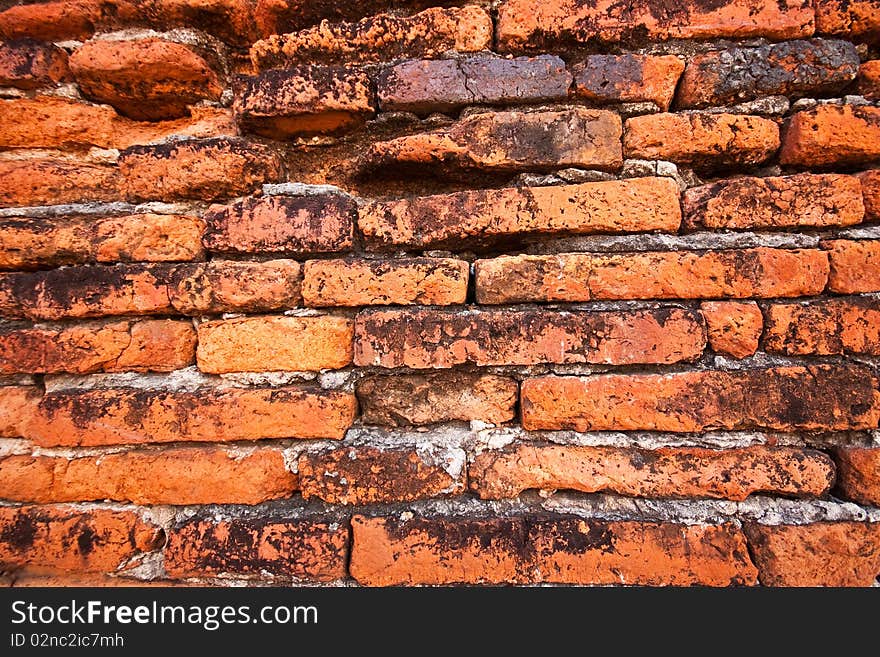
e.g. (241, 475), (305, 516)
(362, 108), (622, 177)
(357, 372), (518, 427)
(355, 308), (706, 369)
(858, 169), (880, 220)
(144, 0), (263, 47)
(683, 173), (864, 230)
(823, 240), (880, 293)
(854, 60), (880, 100)
(0, 319), (195, 374)
(496, 0), (814, 51)
(298, 445), (465, 504)
(744, 522), (880, 586)
(764, 298), (880, 356)
(170, 260), (302, 314)
(834, 447), (880, 506)
(302, 258), (467, 307)
(815, 0), (880, 40)
(700, 301), (763, 359)
(0, 386), (40, 437)
(251, 6), (492, 68)
(165, 515), (348, 581)
(521, 365), (880, 432)
(359, 178), (682, 250)
(474, 249), (828, 303)
(197, 315), (353, 373)
(0, 447), (296, 505)
(469, 444), (833, 501)
(0, 39), (70, 89)
(780, 105), (880, 167)
(0, 505), (162, 574)
(571, 54), (684, 110)
(26, 386), (355, 446)
(0, 157), (122, 208)
(0, 0), (138, 42)
(624, 112), (780, 167)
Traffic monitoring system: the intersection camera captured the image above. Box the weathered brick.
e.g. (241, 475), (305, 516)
(350, 514), (757, 586)
(0, 0), (138, 42)
(474, 249), (828, 304)
(357, 372), (518, 427)
(0, 319), (196, 374)
(521, 365), (880, 432)
(165, 515), (348, 581)
(119, 137), (284, 202)
(141, 0), (262, 47)
(69, 36), (224, 120)
(197, 315), (353, 373)
(0, 157), (122, 208)
(250, 6), (492, 69)
(0, 505), (162, 573)
(0, 38), (70, 89)
(571, 54), (684, 110)
(0, 97), (236, 150)
(298, 445), (465, 504)
(26, 386), (355, 446)
(496, 0), (814, 52)
(744, 522), (880, 586)
(0, 447), (296, 505)
(354, 307), (706, 369)
(624, 112), (780, 167)
(234, 66), (374, 138)
(361, 108), (623, 177)
(359, 177), (681, 250)
(858, 169), (880, 220)
(377, 55), (571, 114)
(779, 105), (880, 167)
(764, 298), (880, 356)
(854, 60), (880, 100)
(469, 444), (833, 501)
(700, 301), (763, 359)
(302, 258), (467, 307)
(683, 173), (864, 230)
(815, 0), (880, 41)
(676, 39), (859, 109)
(203, 193), (355, 255)
(834, 448), (880, 506)
(823, 240), (880, 293)
(0, 385), (40, 437)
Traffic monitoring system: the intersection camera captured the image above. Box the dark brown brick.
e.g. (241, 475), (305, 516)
(572, 54), (684, 110)
(0, 38), (70, 89)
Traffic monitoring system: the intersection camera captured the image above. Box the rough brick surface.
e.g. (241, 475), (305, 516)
(0, 38), (70, 89)
(763, 298), (880, 356)
(815, 0), (880, 40)
(701, 301), (763, 359)
(572, 54), (684, 110)
(823, 240), (880, 293)
(854, 60), (880, 100)
(359, 177), (681, 250)
(355, 307), (706, 369)
(0, 1), (137, 42)
(860, 170), (880, 220)
(521, 365), (880, 432)
(834, 448), (880, 506)
(0, 157), (122, 208)
(0, 385), (40, 437)
(780, 105), (880, 167)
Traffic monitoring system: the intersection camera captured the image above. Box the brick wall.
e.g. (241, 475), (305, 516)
(1, 0), (879, 587)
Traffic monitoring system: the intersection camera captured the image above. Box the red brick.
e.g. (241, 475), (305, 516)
(0, 386), (40, 437)
(234, 66), (375, 138)
(359, 177), (682, 250)
(521, 365), (880, 432)
(700, 301), (763, 359)
(469, 444), (833, 501)
(0, 447), (296, 505)
(0, 157), (122, 208)
(0, 505), (162, 574)
(571, 54), (684, 111)
(683, 173), (864, 230)
(170, 260), (302, 314)
(474, 249), (828, 304)
(250, 6), (492, 69)
(361, 108), (623, 177)
(834, 447), (880, 506)
(302, 257), (467, 307)
(0, 96), (236, 150)
(624, 112), (780, 167)
(676, 39), (859, 109)
(744, 522), (880, 586)
(165, 515), (348, 581)
(203, 193), (355, 255)
(764, 298), (880, 356)
(823, 240), (880, 293)
(298, 445), (465, 504)
(0, 0), (138, 42)
(354, 307), (706, 369)
(0, 319), (195, 374)
(197, 315), (353, 373)
(119, 137), (285, 202)
(357, 372), (518, 427)
(26, 386), (355, 446)
(858, 169), (880, 220)
(780, 105), (880, 167)
(140, 0), (263, 47)
(69, 36), (223, 121)
(854, 60), (880, 100)
(0, 38), (69, 89)
(496, 0), (814, 51)
(377, 55), (571, 114)
(815, 0), (880, 41)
